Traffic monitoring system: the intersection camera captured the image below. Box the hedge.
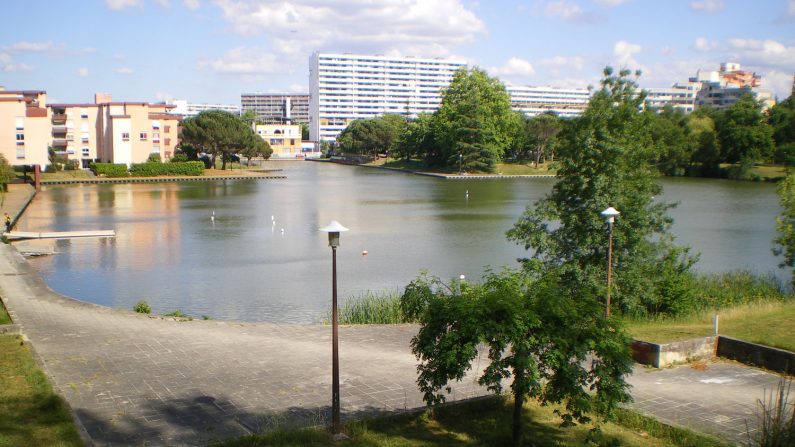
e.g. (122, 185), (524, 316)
(91, 163), (129, 178)
(128, 161), (204, 177)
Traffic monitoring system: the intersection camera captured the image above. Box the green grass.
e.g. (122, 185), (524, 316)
(0, 335), (83, 447)
(214, 396), (730, 447)
(368, 158), (557, 176)
(328, 291), (411, 325)
(625, 300), (795, 351)
(39, 170), (91, 180)
(494, 162), (556, 176)
(0, 299), (11, 325)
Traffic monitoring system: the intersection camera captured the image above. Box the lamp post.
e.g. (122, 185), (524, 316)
(600, 207), (620, 317)
(319, 220), (349, 436)
(458, 152), (463, 175)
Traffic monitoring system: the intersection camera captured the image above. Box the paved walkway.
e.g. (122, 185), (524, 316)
(0, 185), (787, 446)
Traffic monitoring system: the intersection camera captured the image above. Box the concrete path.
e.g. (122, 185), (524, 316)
(0, 186), (787, 446)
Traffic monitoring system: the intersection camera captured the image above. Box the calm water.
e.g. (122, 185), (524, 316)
(17, 162), (783, 323)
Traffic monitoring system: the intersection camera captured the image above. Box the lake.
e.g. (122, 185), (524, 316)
(16, 161), (784, 323)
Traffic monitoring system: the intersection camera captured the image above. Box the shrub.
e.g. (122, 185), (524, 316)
(63, 160), (79, 171)
(747, 379), (795, 447)
(327, 291), (412, 324)
(128, 161), (204, 177)
(147, 153), (162, 163)
(91, 163), (129, 178)
(694, 270), (787, 311)
(133, 300), (151, 314)
(170, 153), (189, 163)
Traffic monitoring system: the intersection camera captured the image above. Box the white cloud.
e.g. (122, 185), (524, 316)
(0, 52), (33, 72)
(155, 91), (174, 101)
(789, 0), (795, 15)
(183, 0), (200, 9)
(693, 37), (719, 52)
(727, 38), (795, 69)
(538, 55), (585, 70)
(544, 1), (584, 20)
(690, 0), (725, 13)
(613, 40), (642, 67)
(154, 0), (170, 7)
(116, 67), (134, 75)
(287, 83), (306, 93)
(594, 0), (630, 7)
(489, 57), (535, 78)
(764, 70), (794, 99)
(4, 41), (94, 58)
(78, 67), (89, 77)
(106, 0), (141, 10)
(198, 47), (285, 77)
(212, 0), (485, 59)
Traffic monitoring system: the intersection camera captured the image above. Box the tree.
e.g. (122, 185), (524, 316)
(239, 133), (272, 165)
(300, 123), (310, 141)
(0, 154), (15, 196)
(240, 109), (257, 130)
(396, 113), (435, 161)
(527, 113), (562, 167)
(774, 174), (795, 286)
(432, 67), (519, 171)
(717, 94), (775, 176)
(687, 110), (722, 176)
(336, 115), (406, 156)
(180, 110), (260, 170)
(647, 106), (690, 176)
(507, 67), (697, 317)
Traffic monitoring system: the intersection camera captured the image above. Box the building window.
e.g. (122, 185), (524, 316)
(152, 132), (160, 143)
(164, 125), (170, 132)
(270, 139), (281, 145)
(16, 133), (24, 142)
(290, 139), (295, 145)
(66, 133), (74, 141)
(164, 138), (171, 146)
(151, 145), (160, 154)
(139, 132), (147, 141)
(80, 108), (88, 118)
(152, 120), (160, 129)
(81, 132), (89, 143)
(15, 117), (24, 130)
(122, 132), (130, 141)
(82, 147), (90, 157)
(16, 146), (25, 159)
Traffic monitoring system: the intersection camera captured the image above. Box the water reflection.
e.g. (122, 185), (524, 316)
(18, 162), (782, 323)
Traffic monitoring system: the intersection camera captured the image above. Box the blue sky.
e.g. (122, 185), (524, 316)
(2, 0), (794, 105)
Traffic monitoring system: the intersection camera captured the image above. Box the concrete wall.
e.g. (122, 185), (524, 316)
(631, 336), (718, 368)
(717, 336), (795, 375)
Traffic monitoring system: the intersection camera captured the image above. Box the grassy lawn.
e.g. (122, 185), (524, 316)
(750, 164), (789, 180)
(216, 396), (728, 447)
(369, 158), (557, 176)
(38, 170), (91, 181)
(625, 300), (795, 351)
(0, 335), (83, 447)
(0, 299), (10, 325)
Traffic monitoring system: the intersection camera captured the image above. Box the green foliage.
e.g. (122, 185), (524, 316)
(402, 268), (633, 446)
(337, 114), (407, 156)
(91, 163), (129, 177)
(128, 161), (204, 177)
(330, 291), (410, 325)
(170, 153), (189, 163)
(717, 94), (775, 166)
(164, 309), (190, 319)
(395, 113), (436, 161)
(239, 131), (272, 163)
(133, 300), (151, 314)
(63, 159), (80, 171)
(774, 174), (795, 286)
(647, 107), (691, 176)
(147, 153), (162, 163)
(768, 90), (795, 148)
(0, 154), (16, 189)
(180, 110), (263, 170)
(747, 379), (795, 447)
(508, 67), (697, 318)
(431, 67), (519, 171)
(693, 270), (786, 310)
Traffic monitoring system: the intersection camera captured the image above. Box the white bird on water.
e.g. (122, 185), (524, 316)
(211, 210), (215, 222)
(280, 228), (285, 234)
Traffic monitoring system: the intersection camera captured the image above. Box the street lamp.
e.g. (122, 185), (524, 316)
(319, 220), (349, 436)
(458, 152), (463, 175)
(600, 207), (620, 317)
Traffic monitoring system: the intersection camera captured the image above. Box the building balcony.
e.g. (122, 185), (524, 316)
(52, 138), (68, 146)
(52, 114), (67, 123)
(52, 124), (67, 132)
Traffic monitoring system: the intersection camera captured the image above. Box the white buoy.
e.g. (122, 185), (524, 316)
(211, 210), (215, 222)
(362, 250), (368, 256)
(280, 228), (285, 234)
(459, 274), (466, 280)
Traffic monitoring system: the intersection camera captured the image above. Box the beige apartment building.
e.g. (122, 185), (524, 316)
(254, 124), (302, 158)
(1, 87), (181, 168)
(0, 88), (51, 167)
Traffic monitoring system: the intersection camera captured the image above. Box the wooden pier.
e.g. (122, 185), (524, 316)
(4, 230), (116, 240)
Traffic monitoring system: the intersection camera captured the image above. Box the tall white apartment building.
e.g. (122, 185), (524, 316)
(168, 100), (240, 117)
(506, 85), (591, 118)
(309, 52), (466, 142)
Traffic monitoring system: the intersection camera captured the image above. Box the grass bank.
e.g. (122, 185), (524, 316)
(0, 335), (83, 447)
(368, 158), (556, 176)
(215, 396), (729, 447)
(625, 300), (795, 351)
(0, 299), (11, 325)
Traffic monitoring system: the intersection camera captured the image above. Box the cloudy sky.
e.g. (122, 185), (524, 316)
(2, 0), (794, 104)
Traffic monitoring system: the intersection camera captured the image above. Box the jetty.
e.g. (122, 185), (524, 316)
(3, 230), (116, 240)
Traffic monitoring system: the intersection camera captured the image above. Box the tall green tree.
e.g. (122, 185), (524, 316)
(396, 113), (435, 161)
(774, 174), (795, 286)
(432, 67), (519, 171)
(717, 94), (775, 176)
(647, 106), (690, 176)
(527, 112), (562, 167)
(336, 114), (407, 156)
(180, 110), (260, 170)
(507, 67), (697, 316)
(402, 267), (632, 447)
(687, 110), (722, 176)
(239, 133), (272, 165)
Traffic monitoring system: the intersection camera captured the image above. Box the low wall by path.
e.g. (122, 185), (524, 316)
(718, 336), (795, 375)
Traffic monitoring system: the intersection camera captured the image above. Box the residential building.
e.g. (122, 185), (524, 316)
(254, 124), (302, 158)
(309, 52), (467, 142)
(644, 81), (701, 113)
(694, 63), (775, 110)
(506, 85), (591, 118)
(241, 93), (309, 124)
(0, 88), (51, 167)
(168, 100), (240, 117)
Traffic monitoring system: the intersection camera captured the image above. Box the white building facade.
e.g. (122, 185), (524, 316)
(506, 85), (591, 118)
(168, 100), (240, 117)
(309, 52), (466, 142)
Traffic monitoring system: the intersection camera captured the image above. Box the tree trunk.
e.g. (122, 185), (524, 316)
(513, 392), (524, 446)
(221, 154), (227, 170)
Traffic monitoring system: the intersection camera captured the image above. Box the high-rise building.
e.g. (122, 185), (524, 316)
(168, 100), (240, 117)
(309, 52), (466, 142)
(241, 93), (309, 125)
(505, 85), (591, 118)
(694, 63), (775, 110)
